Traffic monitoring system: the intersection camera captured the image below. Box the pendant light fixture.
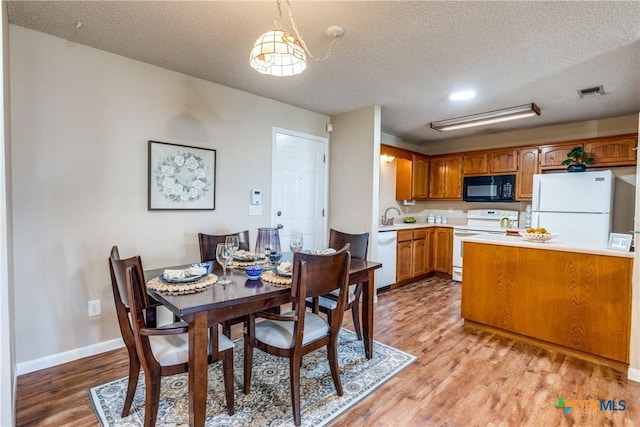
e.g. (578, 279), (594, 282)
(250, 0), (343, 77)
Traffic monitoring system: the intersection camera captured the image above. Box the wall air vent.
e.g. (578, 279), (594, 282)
(577, 85), (605, 98)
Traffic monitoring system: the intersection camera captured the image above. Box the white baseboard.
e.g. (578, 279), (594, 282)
(16, 338), (124, 376)
(628, 367), (640, 382)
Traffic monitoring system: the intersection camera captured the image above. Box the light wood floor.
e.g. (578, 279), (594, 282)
(16, 277), (640, 426)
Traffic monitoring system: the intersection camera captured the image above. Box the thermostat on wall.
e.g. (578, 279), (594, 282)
(251, 189), (262, 205)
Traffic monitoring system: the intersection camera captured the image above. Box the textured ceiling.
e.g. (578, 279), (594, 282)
(7, 1), (640, 143)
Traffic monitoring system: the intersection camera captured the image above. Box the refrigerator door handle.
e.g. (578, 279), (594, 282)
(532, 178), (541, 210)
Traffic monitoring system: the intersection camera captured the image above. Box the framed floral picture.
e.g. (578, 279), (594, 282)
(148, 140), (216, 210)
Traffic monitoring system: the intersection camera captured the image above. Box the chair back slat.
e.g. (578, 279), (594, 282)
(125, 264), (160, 372)
(199, 230), (251, 267)
(291, 244), (350, 313)
(328, 229), (368, 260)
(109, 251), (149, 309)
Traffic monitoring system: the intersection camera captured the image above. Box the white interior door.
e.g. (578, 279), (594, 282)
(272, 128), (327, 252)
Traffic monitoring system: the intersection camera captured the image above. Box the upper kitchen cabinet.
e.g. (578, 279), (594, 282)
(411, 154), (430, 199)
(394, 153), (430, 200)
(540, 133), (638, 170)
(586, 133), (638, 167)
(463, 149), (517, 176)
(381, 144), (430, 201)
(488, 149), (518, 173)
(395, 157), (413, 200)
(516, 146), (539, 200)
(539, 143), (579, 170)
(462, 152), (488, 175)
(429, 154), (462, 199)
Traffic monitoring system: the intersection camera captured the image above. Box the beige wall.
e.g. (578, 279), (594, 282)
(1, 4), (15, 425)
(9, 25), (330, 368)
(328, 105), (381, 259)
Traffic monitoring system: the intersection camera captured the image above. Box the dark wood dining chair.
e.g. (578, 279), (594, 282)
(124, 263), (235, 426)
(198, 230), (250, 268)
(243, 244), (351, 426)
(198, 230), (251, 337)
(306, 229), (369, 340)
(108, 246), (168, 417)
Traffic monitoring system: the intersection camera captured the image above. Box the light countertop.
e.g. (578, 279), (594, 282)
(462, 233), (634, 258)
(379, 222), (457, 232)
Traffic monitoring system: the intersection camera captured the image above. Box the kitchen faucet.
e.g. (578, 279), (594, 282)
(382, 207), (402, 226)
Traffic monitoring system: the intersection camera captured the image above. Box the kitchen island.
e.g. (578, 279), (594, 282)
(460, 234), (633, 371)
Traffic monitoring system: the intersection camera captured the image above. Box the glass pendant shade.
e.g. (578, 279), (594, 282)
(249, 29), (307, 76)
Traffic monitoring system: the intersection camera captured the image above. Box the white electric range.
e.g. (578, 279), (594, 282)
(452, 209), (519, 281)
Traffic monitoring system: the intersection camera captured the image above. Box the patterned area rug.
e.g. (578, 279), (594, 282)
(89, 329), (416, 426)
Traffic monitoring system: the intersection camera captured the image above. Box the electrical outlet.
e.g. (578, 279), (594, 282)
(88, 299), (101, 317)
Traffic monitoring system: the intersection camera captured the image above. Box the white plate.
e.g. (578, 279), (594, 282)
(276, 268), (292, 277)
(159, 272), (208, 284)
(234, 251), (257, 261)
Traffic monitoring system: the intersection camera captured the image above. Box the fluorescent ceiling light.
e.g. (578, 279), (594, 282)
(449, 90), (477, 101)
(431, 103), (541, 132)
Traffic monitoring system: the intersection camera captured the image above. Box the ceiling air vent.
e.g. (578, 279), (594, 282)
(577, 85), (605, 98)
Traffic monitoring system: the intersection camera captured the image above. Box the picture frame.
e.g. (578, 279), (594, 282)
(148, 140), (216, 210)
(607, 233), (632, 252)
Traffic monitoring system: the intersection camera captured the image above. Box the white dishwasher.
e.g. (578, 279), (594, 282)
(375, 230), (397, 290)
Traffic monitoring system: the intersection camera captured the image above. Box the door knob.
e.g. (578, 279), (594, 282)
(276, 211), (282, 216)
(276, 224), (284, 229)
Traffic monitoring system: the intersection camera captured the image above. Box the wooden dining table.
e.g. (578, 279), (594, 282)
(145, 256), (381, 427)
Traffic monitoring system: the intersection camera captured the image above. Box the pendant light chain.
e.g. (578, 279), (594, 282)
(284, 0), (339, 62)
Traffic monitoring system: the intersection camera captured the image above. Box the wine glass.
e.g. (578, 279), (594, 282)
(225, 235), (239, 256)
(290, 231), (303, 253)
(269, 245), (282, 266)
(215, 243), (232, 285)
(225, 235), (239, 279)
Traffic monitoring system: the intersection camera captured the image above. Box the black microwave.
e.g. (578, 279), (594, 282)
(463, 175), (516, 202)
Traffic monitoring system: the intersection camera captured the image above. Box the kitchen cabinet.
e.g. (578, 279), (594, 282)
(395, 157), (412, 200)
(539, 143), (579, 170)
(539, 133), (638, 170)
(429, 155), (462, 199)
(462, 152), (488, 175)
(412, 154), (430, 199)
(515, 146), (539, 201)
(412, 228), (427, 276)
(395, 153), (429, 200)
(586, 133), (638, 167)
(394, 226), (447, 285)
(426, 228), (435, 274)
(433, 227), (452, 274)
(462, 241), (633, 370)
(396, 228), (430, 284)
(488, 149), (518, 173)
(463, 149), (517, 176)
(396, 232), (413, 283)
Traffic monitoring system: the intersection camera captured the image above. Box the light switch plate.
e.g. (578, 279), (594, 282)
(249, 204), (262, 216)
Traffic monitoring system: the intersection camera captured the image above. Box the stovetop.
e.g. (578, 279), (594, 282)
(454, 209), (519, 232)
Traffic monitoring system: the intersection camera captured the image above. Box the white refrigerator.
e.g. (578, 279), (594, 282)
(531, 170), (614, 246)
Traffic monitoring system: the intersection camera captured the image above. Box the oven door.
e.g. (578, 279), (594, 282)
(452, 229), (484, 281)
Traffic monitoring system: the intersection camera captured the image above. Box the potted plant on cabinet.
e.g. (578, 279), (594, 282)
(561, 146), (594, 172)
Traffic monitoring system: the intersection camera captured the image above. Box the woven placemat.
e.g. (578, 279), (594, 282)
(260, 270), (292, 287)
(146, 274), (218, 295)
